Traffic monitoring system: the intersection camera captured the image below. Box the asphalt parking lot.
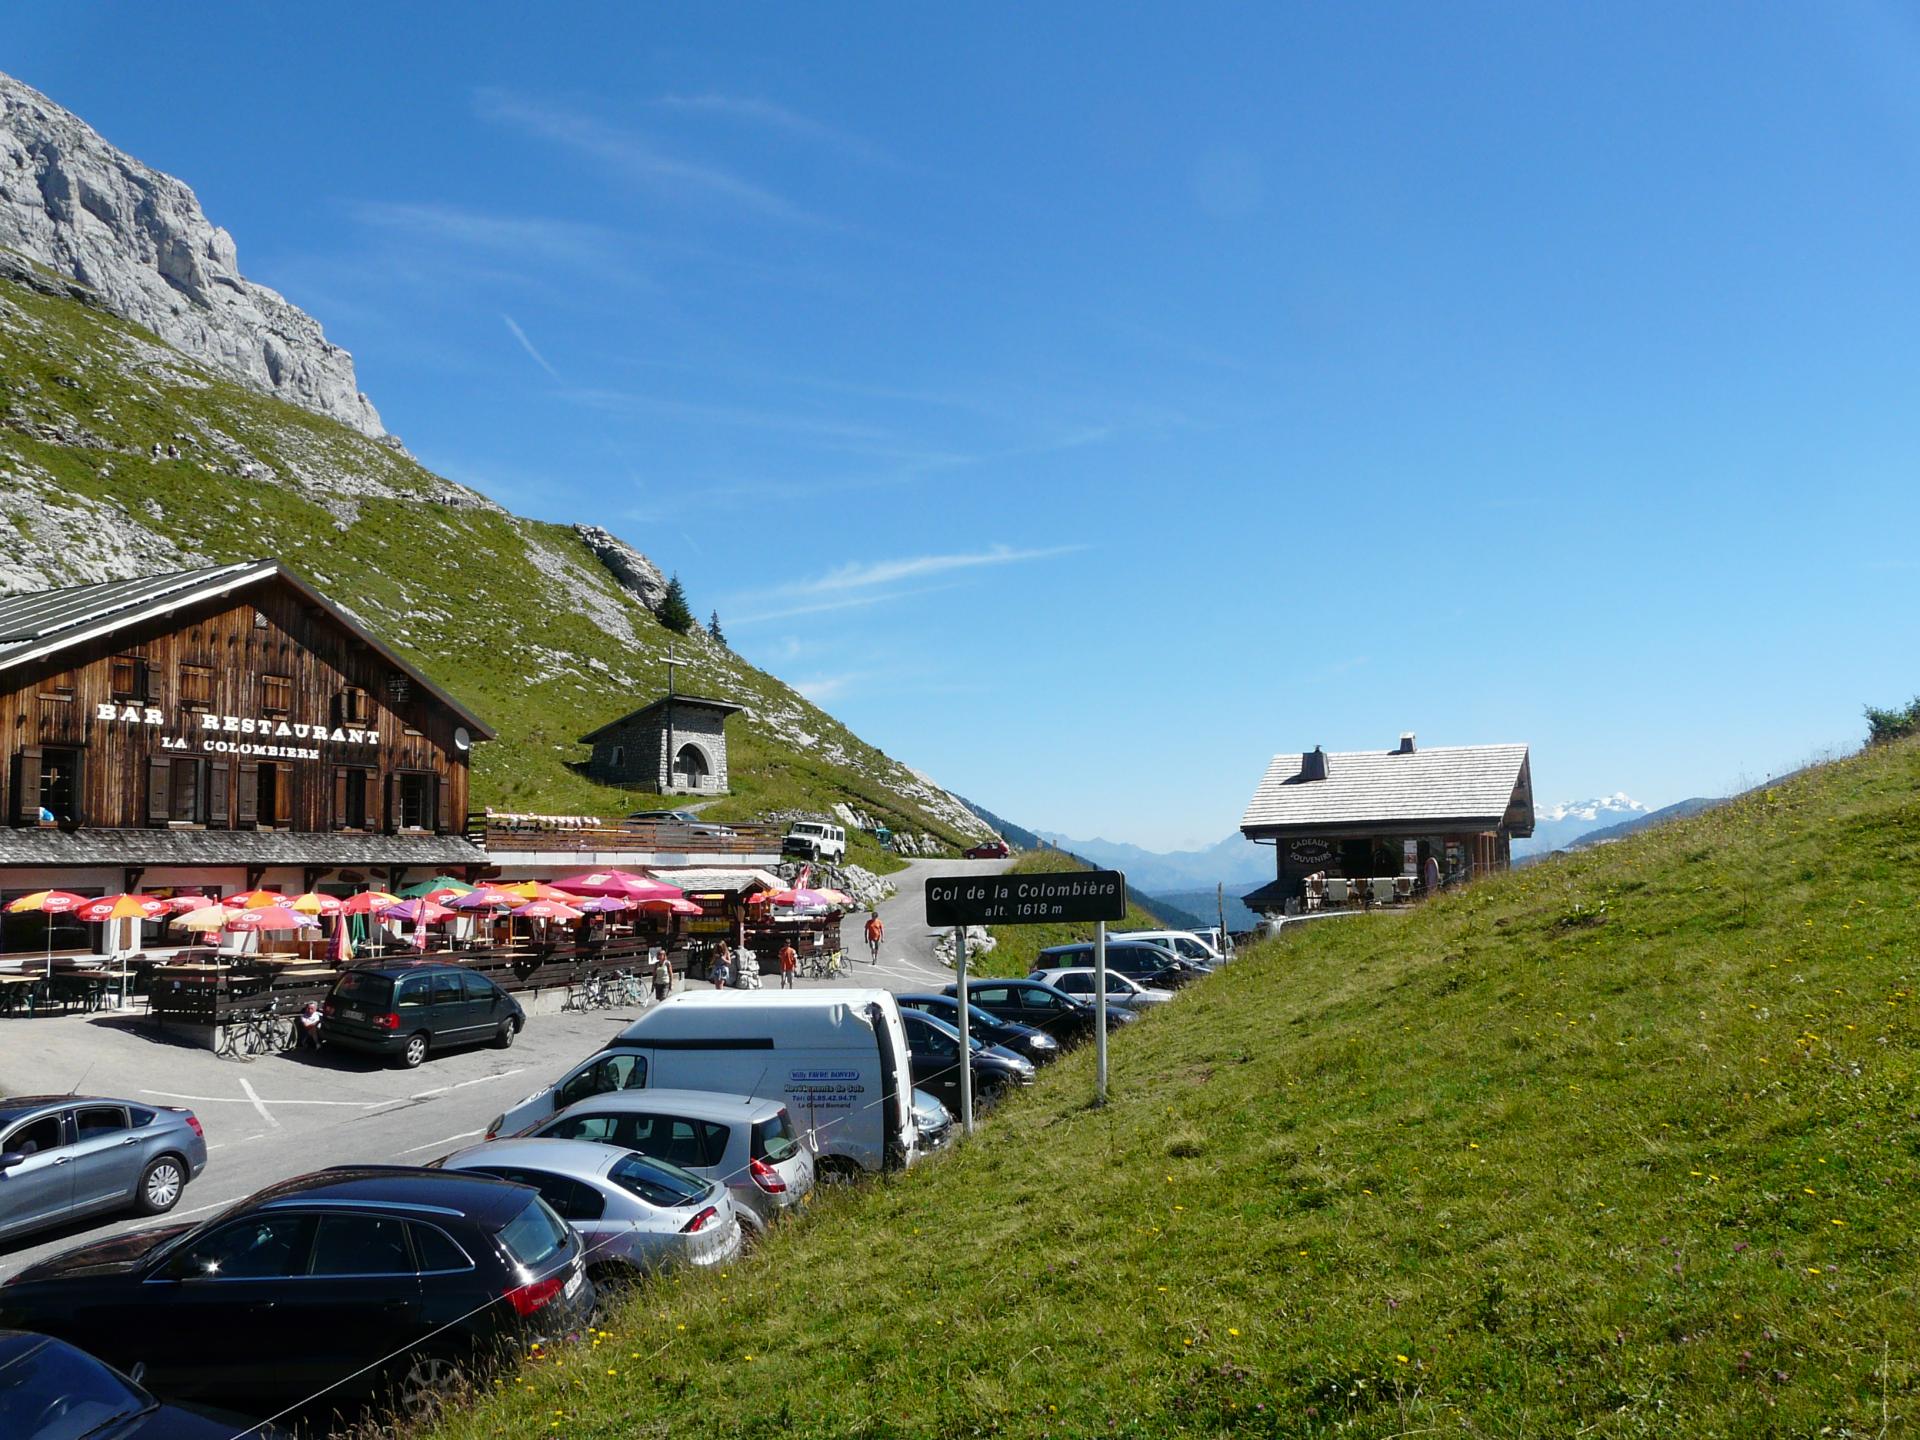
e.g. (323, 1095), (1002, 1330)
(0, 1004), (643, 1281)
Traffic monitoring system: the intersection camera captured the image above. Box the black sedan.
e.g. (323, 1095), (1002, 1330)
(0, 1329), (284, 1438)
(0, 1167), (593, 1422)
(897, 993), (1062, 1065)
(899, 1009), (1035, 1112)
(940, 978), (1137, 1047)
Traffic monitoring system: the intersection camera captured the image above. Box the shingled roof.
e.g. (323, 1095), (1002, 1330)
(1240, 741), (1532, 836)
(0, 559), (492, 737)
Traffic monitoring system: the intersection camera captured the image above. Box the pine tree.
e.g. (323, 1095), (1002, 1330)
(658, 573), (694, 634)
(708, 609), (726, 647)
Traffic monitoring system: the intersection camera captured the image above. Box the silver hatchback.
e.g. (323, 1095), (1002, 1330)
(509, 1089), (815, 1237)
(0, 1096), (208, 1243)
(437, 1137), (743, 1278)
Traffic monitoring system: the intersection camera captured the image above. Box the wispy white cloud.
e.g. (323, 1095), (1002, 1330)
(791, 543), (1085, 596)
(476, 89), (826, 226)
(350, 201), (621, 269)
(727, 582), (966, 627)
(501, 314), (561, 380)
(793, 673), (861, 702)
(652, 92), (893, 166)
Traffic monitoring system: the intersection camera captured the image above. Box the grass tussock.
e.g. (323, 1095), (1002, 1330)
(416, 738), (1920, 1438)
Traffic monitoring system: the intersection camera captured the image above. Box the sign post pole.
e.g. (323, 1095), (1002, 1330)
(954, 923), (973, 1136)
(1094, 917), (1109, 1105)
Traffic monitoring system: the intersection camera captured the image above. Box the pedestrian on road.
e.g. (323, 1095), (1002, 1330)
(650, 948), (674, 1003)
(711, 942), (733, 990)
(778, 941), (798, 988)
(295, 1000), (323, 1052)
(864, 912), (884, 964)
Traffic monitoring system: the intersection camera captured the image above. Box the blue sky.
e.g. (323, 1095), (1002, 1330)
(12, 5), (1920, 849)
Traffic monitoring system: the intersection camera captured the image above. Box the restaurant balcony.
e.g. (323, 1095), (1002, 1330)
(469, 811), (786, 874)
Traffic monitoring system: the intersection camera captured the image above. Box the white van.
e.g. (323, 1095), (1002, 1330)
(487, 989), (918, 1178)
(782, 821), (847, 862)
(1111, 929), (1223, 964)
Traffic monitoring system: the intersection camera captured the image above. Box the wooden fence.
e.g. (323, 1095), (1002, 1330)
(469, 814), (785, 857)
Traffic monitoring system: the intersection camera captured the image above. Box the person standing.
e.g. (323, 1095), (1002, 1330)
(650, 948), (674, 1003)
(863, 912), (884, 964)
(778, 940), (798, 989)
(711, 941), (733, 990)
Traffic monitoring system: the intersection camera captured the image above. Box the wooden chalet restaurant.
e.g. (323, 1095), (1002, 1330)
(1238, 733), (1534, 915)
(0, 559), (854, 1029)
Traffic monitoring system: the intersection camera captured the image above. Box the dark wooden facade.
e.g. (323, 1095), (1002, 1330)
(2, 573), (482, 839)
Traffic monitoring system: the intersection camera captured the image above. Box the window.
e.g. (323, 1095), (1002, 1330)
(431, 972), (462, 1007)
(972, 986), (1013, 1007)
(309, 1213), (413, 1276)
(2, 1114), (64, 1156)
(409, 1223), (473, 1273)
(394, 975), (429, 1008)
(109, 655), (150, 701)
(262, 674), (292, 715)
(398, 773), (435, 830)
(255, 762), (291, 828)
(162, 1215), (314, 1280)
(554, 1053), (646, 1109)
(607, 1154), (710, 1209)
(337, 686), (371, 726)
(335, 766), (371, 829)
(474, 1167), (605, 1223)
(170, 758), (201, 822)
(912, 1020), (958, 1058)
(461, 972), (499, 1003)
(178, 664), (214, 709)
(497, 1200), (570, 1269)
(36, 748), (81, 825)
(750, 1111), (799, 1164)
(544, 1111), (637, 1147)
(74, 1106), (128, 1140)
(36, 671), (73, 703)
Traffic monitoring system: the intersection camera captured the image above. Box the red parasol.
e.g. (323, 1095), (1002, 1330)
(549, 869), (683, 902)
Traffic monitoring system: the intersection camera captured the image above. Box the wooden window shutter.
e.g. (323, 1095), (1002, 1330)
(332, 767), (349, 830)
(207, 760), (230, 829)
(383, 774), (397, 833)
(273, 766), (294, 826)
(435, 774), (451, 834)
(11, 749), (42, 826)
(146, 756), (171, 826)
(236, 762), (259, 826)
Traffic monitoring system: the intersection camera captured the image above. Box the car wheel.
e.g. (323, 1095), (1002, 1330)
(393, 1349), (466, 1420)
(136, 1155), (186, 1215)
(495, 1017), (519, 1049)
(398, 1032), (430, 1068)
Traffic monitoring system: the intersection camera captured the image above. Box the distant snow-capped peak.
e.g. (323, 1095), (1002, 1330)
(1538, 793), (1647, 824)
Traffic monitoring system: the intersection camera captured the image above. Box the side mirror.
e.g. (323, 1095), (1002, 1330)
(0, 1151), (24, 1173)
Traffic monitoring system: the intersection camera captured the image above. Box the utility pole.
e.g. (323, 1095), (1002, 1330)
(1094, 918), (1109, 1104)
(954, 923), (974, 1135)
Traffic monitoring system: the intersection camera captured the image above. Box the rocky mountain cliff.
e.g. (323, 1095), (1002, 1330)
(0, 72), (990, 857)
(0, 70), (384, 437)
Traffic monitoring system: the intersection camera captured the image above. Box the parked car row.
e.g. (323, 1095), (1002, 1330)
(0, 940), (1235, 1435)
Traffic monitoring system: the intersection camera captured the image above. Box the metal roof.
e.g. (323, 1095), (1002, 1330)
(579, 693), (745, 743)
(1239, 743), (1531, 834)
(653, 866), (783, 894)
(0, 558), (493, 738)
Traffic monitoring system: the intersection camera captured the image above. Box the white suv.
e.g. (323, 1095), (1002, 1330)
(782, 821), (846, 862)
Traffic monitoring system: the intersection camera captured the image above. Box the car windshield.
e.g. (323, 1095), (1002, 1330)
(609, 1152), (712, 1209)
(751, 1110), (800, 1164)
(497, 1197), (570, 1270)
(331, 971), (393, 1007)
(0, 1336), (149, 1440)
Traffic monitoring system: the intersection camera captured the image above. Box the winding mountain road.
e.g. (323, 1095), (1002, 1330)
(792, 855), (1014, 993)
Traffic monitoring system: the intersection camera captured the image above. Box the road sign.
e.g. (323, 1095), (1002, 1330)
(924, 870), (1127, 928)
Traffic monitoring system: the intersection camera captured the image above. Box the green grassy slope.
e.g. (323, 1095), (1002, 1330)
(0, 276), (983, 852)
(420, 737), (1920, 1439)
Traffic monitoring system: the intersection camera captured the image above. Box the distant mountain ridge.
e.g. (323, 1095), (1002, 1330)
(1513, 793), (1652, 859)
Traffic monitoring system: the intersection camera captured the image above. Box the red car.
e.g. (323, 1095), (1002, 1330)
(963, 840), (1011, 859)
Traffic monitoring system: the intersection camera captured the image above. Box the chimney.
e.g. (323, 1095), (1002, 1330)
(1397, 732), (1416, 755)
(1300, 745), (1328, 781)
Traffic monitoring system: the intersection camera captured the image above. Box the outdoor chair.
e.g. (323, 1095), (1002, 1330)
(1325, 878), (1352, 907)
(1370, 877), (1398, 906)
(1394, 876), (1414, 902)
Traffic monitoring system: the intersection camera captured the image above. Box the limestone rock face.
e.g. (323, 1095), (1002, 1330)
(0, 70), (386, 438)
(574, 524), (669, 613)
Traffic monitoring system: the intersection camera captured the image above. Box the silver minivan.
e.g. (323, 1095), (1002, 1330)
(507, 1088), (814, 1237)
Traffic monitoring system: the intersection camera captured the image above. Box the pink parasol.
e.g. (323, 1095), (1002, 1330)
(378, 899), (456, 924)
(549, 869), (683, 902)
(162, 894), (218, 914)
(337, 890), (402, 916)
(511, 900), (585, 922)
(638, 896), (704, 916)
(574, 896), (634, 914)
(448, 887), (525, 911)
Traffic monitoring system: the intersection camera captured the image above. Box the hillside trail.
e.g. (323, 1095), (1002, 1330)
(820, 855), (1014, 993)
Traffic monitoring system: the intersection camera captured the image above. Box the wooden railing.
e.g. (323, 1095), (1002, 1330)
(469, 814), (785, 856)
